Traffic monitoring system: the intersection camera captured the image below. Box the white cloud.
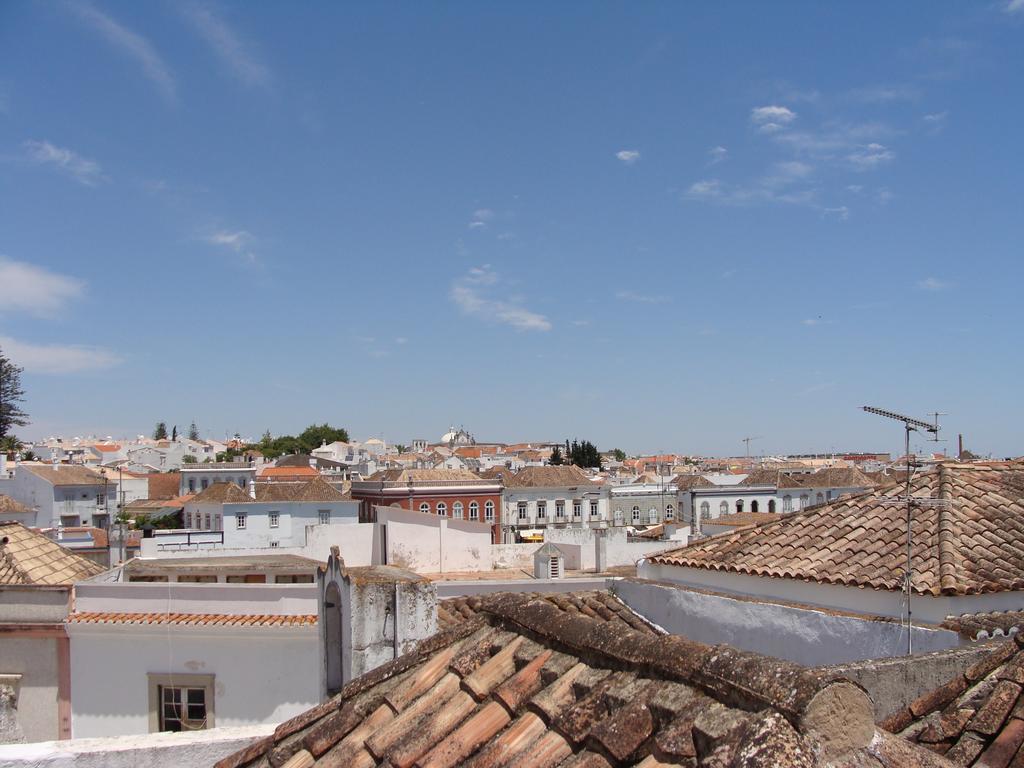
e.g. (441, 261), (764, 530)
(615, 290), (669, 304)
(616, 150), (641, 164)
(849, 84), (921, 103)
(0, 257), (85, 316)
(69, 2), (176, 102)
(848, 143), (896, 170)
(686, 179), (723, 199)
(822, 206), (850, 221)
(750, 105), (796, 133)
(917, 276), (949, 291)
(802, 317), (823, 326)
(394, 337), (408, 345)
(1006, 0), (1024, 13)
(0, 335), (120, 374)
(707, 146), (728, 165)
(923, 111), (949, 134)
(23, 140), (106, 186)
(685, 164), (817, 208)
(450, 265), (551, 331)
(468, 209), (494, 229)
(181, 4), (271, 88)
(205, 230), (257, 262)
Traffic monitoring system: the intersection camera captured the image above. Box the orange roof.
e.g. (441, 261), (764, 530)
(68, 612), (317, 627)
(259, 465), (319, 478)
(93, 444), (121, 452)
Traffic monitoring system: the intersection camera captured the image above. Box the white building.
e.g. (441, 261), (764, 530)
(503, 465), (610, 534)
(4, 464), (111, 528)
(179, 462), (257, 496)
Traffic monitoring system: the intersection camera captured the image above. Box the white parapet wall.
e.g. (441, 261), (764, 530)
(0, 724), (273, 768)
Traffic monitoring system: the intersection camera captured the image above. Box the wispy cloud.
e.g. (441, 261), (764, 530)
(181, 4), (271, 88)
(0, 257), (85, 317)
(616, 149), (641, 165)
(923, 111), (949, 134)
(68, 1), (176, 103)
(750, 105), (796, 133)
(849, 84), (921, 103)
(822, 206), (849, 221)
(450, 265), (551, 331)
(847, 143), (896, 170)
(205, 230), (258, 263)
(1006, 0), (1024, 13)
(917, 276), (949, 291)
(707, 146), (728, 165)
(616, 290), (670, 304)
(23, 140), (106, 186)
(468, 209), (494, 230)
(0, 335), (121, 374)
(686, 161), (816, 208)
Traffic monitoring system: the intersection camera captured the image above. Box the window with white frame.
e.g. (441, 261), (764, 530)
(700, 501), (711, 519)
(453, 501), (464, 519)
(555, 501), (565, 518)
(269, 512), (279, 528)
(537, 501), (547, 519)
(436, 502), (447, 516)
(800, 494), (809, 508)
(269, 541), (279, 548)
(816, 492), (824, 505)
(148, 674), (214, 733)
(419, 502), (430, 515)
(632, 505), (641, 522)
(590, 501), (599, 518)
(470, 501), (479, 520)
(736, 499), (744, 513)
(783, 495), (793, 512)
(665, 504), (674, 521)
(518, 502), (528, 520)
(614, 509), (624, 525)
(484, 500), (494, 521)
(235, 513), (245, 529)
(318, 509), (330, 525)
(96, 493), (105, 506)
(719, 501), (728, 515)
(214, 515), (221, 531)
(648, 507), (657, 524)
(573, 500), (582, 517)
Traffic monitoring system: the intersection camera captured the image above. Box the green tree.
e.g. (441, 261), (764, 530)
(260, 430), (273, 448)
(0, 349), (29, 441)
(612, 448), (626, 462)
(394, 444), (409, 454)
(188, 420), (199, 441)
(171, 425), (178, 441)
(566, 438), (602, 469)
(153, 422), (168, 440)
(549, 446), (564, 465)
(181, 455), (197, 464)
(297, 423), (349, 453)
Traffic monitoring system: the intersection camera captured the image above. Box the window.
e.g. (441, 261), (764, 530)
(204, 513), (211, 529)
(275, 574), (314, 583)
(201, 479), (209, 490)
(665, 504), (674, 521)
(518, 502), (528, 521)
(816, 492), (824, 505)
(736, 500), (744, 513)
(719, 501), (728, 515)
(269, 512), (279, 528)
(613, 509), (624, 526)
(800, 494), (809, 509)
(96, 493), (105, 506)
(555, 501), (565, 518)
(148, 674), (214, 733)
(485, 500), (494, 522)
(700, 501), (711, 519)
(419, 502), (430, 515)
(236, 513), (246, 530)
(214, 515), (221, 531)
(537, 501), (547, 519)
(188, 478), (196, 492)
(269, 541), (279, 548)
(470, 501), (479, 520)
(632, 505), (641, 522)
(783, 495), (793, 512)
(453, 502), (463, 519)
(768, 499), (776, 514)
(319, 510), (330, 525)
(177, 575), (216, 583)
(573, 501), (582, 518)
(750, 500), (759, 513)
(590, 501), (599, 518)
(436, 502), (447, 516)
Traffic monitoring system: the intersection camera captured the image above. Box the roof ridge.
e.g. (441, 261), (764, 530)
(936, 463), (960, 594)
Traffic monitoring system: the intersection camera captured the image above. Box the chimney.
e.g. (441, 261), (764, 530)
(958, 433), (964, 459)
(248, 479), (257, 500)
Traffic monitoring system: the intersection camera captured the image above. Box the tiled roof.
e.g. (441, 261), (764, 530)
(646, 462), (1024, 597)
(188, 482), (252, 504)
(505, 465), (597, 489)
(260, 465), (320, 478)
(19, 464), (106, 486)
(0, 521), (105, 585)
(68, 612), (317, 627)
(799, 466), (875, 489)
(942, 611), (1024, 641)
(0, 494), (31, 515)
(672, 474), (714, 490)
(366, 468), (487, 483)
(704, 511), (781, 528)
(883, 634), (1024, 765)
(738, 469), (805, 489)
(438, 591), (662, 636)
(479, 466), (517, 481)
(218, 591), (936, 768)
(188, 477), (349, 504)
(145, 472), (182, 500)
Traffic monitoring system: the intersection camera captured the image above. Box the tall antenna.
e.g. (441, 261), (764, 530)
(862, 406), (943, 655)
(741, 436), (762, 459)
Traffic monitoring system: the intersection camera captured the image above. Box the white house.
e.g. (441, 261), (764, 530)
(4, 464), (110, 528)
(179, 462), (257, 496)
(503, 465), (609, 534)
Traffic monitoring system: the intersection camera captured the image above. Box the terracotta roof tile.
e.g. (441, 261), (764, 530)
(219, 591), (935, 768)
(505, 465), (597, 489)
(0, 521), (105, 585)
(19, 463), (106, 486)
(0, 494), (31, 515)
(67, 611), (317, 627)
(648, 462), (1024, 597)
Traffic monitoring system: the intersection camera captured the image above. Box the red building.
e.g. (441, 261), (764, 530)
(349, 468), (504, 543)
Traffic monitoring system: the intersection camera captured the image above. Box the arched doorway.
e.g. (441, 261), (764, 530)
(324, 582), (343, 695)
(750, 500), (759, 513)
(768, 499), (776, 513)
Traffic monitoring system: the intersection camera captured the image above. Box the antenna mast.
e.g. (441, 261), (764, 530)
(862, 406), (943, 655)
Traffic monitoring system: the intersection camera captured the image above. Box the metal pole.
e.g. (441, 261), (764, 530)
(905, 424), (913, 655)
(119, 464), (125, 564)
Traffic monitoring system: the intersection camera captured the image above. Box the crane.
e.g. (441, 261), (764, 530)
(741, 436), (762, 458)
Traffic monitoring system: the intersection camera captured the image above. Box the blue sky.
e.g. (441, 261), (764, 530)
(1, 2), (1022, 457)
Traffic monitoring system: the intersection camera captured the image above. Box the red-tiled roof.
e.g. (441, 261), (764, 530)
(0, 522), (105, 585)
(92, 444), (121, 452)
(260, 465), (319, 478)
(19, 464), (105, 486)
(68, 612), (317, 627)
(505, 465), (597, 489)
(146, 472), (182, 500)
(218, 591), (934, 768)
